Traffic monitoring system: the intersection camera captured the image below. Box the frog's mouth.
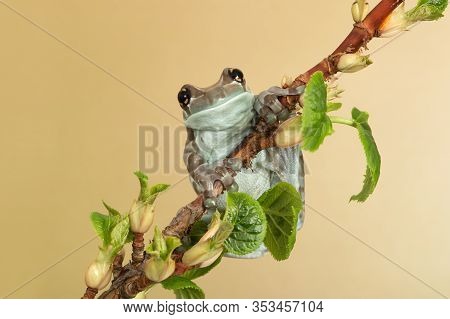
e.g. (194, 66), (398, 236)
(185, 91), (255, 131)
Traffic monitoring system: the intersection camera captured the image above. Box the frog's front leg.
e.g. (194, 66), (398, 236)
(254, 86), (305, 125)
(184, 128), (241, 208)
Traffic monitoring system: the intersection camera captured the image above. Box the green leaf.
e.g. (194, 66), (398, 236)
(134, 171), (151, 202)
(258, 182), (303, 261)
(90, 212), (110, 246)
(161, 276), (205, 299)
(174, 288), (205, 299)
(125, 231), (134, 244)
(327, 102), (342, 112)
(147, 184), (170, 205)
(102, 201), (121, 218)
(301, 72), (334, 151)
(223, 192), (267, 256)
(182, 254), (223, 280)
(350, 107), (381, 202)
(188, 219), (209, 246)
(149, 184), (170, 195)
(352, 108), (369, 124)
(110, 217), (130, 254)
(406, 0), (448, 22)
(164, 236), (182, 260)
(145, 227), (182, 260)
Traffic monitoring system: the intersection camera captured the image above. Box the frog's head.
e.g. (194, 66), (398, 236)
(177, 68), (253, 120)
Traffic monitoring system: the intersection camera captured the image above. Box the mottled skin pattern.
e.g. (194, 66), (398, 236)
(179, 68), (305, 258)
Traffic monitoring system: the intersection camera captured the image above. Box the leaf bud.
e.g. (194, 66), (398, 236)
(352, 0), (369, 23)
(129, 199), (155, 234)
(84, 260), (112, 290)
(337, 53), (372, 73)
(144, 256), (175, 282)
(182, 240), (224, 268)
(274, 115), (303, 148)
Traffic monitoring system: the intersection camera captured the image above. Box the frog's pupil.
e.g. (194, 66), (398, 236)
(229, 69), (244, 83)
(178, 88), (191, 107)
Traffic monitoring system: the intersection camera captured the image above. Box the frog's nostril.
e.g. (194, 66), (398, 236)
(229, 68), (244, 83)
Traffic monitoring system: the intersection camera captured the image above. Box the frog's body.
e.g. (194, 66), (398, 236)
(180, 68), (305, 258)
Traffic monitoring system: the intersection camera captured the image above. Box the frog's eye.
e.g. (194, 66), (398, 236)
(229, 68), (244, 83)
(177, 88), (191, 108)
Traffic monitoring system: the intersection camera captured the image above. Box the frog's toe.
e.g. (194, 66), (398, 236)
(226, 181), (239, 193)
(204, 197), (217, 209)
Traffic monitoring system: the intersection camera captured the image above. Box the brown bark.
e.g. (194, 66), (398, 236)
(81, 287), (98, 299)
(131, 233), (145, 264)
(113, 252), (125, 279)
(91, 0), (405, 299)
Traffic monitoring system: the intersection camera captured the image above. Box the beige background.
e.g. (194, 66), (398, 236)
(1, 0), (449, 298)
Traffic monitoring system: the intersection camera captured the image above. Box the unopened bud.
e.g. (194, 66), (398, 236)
(182, 214), (231, 268)
(134, 291), (147, 299)
(144, 256), (175, 282)
(199, 212), (221, 243)
(274, 115), (303, 148)
(352, 0), (369, 23)
(129, 200), (155, 234)
(85, 260), (112, 290)
(182, 240), (223, 267)
(337, 53), (372, 73)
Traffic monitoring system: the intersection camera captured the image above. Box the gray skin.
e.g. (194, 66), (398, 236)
(179, 68), (305, 258)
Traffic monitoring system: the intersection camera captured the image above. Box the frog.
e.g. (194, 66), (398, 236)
(178, 68), (306, 258)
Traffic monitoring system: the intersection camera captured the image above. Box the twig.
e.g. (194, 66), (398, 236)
(81, 287), (98, 299)
(131, 233), (145, 264)
(94, 0), (405, 299)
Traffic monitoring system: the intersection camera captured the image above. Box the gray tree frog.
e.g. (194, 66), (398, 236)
(178, 68), (305, 258)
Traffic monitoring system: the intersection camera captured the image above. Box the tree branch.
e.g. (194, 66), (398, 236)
(290, 0), (404, 88)
(92, 0), (405, 299)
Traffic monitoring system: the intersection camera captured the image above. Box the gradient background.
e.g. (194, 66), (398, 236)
(1, 0), (449, 298)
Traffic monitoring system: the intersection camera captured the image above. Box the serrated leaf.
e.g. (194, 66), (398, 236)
(182, 254), (222, 280)
(327, 102), (342, 112)
(90, 212), (110, 246)
(223, 192), (267, 256)
(301, 72), (334, 151)
(258, 182), (303, 261)
(149, 184), (170, 195)
(406, 0), (448, 22)
(110, 217), (130, 254)
(174, 288), (205, 299)
(102, 201), (121, 218)
(146, 184), (170, 205)
(161, 276), (205, 299)
(350, 107), (381, 202)
(134, 171), (151, 202)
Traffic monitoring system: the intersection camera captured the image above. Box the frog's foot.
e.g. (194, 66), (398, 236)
(192, 159), (242, 210)
(254, 86), (305, 125)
